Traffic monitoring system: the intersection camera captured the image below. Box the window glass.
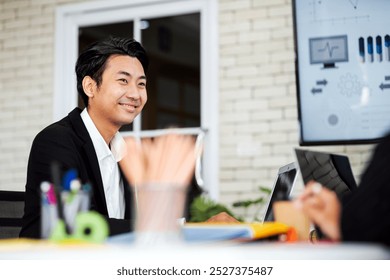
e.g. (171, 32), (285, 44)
(141, 13), (201, 130)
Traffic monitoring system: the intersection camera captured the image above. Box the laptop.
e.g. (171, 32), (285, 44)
(294, 148), (357, 199)
(262, 162), (298, 222)
(181, 162), (298, 241)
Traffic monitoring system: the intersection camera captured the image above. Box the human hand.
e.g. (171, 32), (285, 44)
(294, 181), (341, 241)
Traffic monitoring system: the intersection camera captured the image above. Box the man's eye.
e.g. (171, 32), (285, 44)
(139, 82), (146, 87)
(119, 79), (128, 84)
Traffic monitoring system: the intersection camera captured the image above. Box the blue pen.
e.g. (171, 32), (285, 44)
(376, 36), (382, 62)
(385, 35), (390, 61)
(62, 168), (78, 191)
(358, 37), (365, 63)
(367, 36), (373, 62)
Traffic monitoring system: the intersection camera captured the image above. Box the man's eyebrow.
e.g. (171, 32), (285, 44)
(117, 71), (131, 77)
(117, 71), (147, 80)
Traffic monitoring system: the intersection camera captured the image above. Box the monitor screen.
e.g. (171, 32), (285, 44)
(309, 35), (349, 67)
(293, 0), (390, 145)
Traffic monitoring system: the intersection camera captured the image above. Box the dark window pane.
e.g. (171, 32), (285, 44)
(141, 13), (200, 130)
(79, 21), (134, 54)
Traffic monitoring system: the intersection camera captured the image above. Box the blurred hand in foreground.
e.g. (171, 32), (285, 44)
(295, 181), (341, 241)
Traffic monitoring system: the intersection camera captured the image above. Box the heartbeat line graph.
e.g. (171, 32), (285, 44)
(309, 35), (348, 65)
(318, 42), (339, 57)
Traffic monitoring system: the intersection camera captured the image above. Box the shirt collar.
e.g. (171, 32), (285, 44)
(80, 108), (126, 162)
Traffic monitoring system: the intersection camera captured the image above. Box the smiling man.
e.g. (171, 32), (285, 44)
(20, 37), (149, 238)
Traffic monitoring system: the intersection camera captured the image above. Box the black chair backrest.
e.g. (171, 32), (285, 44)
(0, 190), (25, 239)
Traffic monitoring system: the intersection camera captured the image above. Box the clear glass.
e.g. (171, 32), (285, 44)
(133, 182), (187, 246)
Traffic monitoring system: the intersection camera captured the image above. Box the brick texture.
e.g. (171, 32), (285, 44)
(0, 0), (94, 191)
(218, 0), (374, 220)
(0, 0), (375, 222)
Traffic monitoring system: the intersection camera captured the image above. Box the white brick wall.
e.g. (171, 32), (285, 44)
(0, 0), (93, 191)
(0, 0), (376, 223)
(218, 0), (375, 220)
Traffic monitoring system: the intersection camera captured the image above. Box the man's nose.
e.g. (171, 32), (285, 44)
(126, 84), (141, 100)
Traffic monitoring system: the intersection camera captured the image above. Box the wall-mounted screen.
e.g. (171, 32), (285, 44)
(293, 0), (390, 145)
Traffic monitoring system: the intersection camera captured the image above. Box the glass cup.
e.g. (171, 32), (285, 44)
(133, 182), (187, 246)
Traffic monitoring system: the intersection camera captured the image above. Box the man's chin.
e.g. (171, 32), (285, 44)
(119, 116), (137, 126)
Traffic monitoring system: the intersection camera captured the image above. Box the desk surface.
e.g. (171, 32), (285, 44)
(0, 238), (389, 260)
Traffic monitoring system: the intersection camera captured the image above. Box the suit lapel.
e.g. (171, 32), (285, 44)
(68, 108), (109, 216)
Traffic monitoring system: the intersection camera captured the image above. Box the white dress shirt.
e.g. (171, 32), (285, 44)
(81, 108), (126, 219)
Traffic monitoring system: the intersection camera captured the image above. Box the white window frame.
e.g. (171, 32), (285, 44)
(54, 0), (219, 199)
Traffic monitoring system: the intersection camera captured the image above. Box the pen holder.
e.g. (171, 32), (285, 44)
(40, 183), (108, 243)
(41, 201), (59, 239)
(133, 182), (187, 245)
(50, 211), (109, 243)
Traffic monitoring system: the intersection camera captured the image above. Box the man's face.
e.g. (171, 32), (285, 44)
(87, 54), (147, 130)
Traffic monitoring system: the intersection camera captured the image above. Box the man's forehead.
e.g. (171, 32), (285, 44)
(105, 54), (145, 75)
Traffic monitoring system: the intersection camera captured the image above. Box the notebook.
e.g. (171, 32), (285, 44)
(294, 148), (357, 199)
(262, 162), (298, 222)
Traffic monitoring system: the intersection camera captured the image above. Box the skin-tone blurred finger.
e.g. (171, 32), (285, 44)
(298, 181), (322, 201)
(159, 134), (181, 183)
(119, 137), (136, 184)
(140, 138), (152, 180)
(294, 181), (321, 209)
(121, 134), (197, 188)
(141, 138), (156, 183)
(172, 136), (196, 187)
(153, 134), (173, 182)
(297, 181), (342, 241)
(120, 137), (145, 187)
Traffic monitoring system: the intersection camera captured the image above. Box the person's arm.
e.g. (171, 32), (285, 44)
(20, 126), (80, 238)
(295, 181), (341, 241)
(105, 218), (133, 235)
(340, 137), (390, 246)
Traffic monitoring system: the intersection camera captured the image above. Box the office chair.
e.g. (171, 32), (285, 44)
(0, 190), (25, 239)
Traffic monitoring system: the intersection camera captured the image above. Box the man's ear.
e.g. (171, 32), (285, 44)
(82, 76), (96, 98)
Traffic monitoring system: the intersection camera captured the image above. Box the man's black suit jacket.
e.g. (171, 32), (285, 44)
(20, 108), (133, 238)
(341, 133), (390, 246)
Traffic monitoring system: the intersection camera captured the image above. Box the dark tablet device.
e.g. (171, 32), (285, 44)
(294, 148), (357, 199)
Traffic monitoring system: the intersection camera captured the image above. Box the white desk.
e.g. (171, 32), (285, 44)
(0, 239), (389, 260)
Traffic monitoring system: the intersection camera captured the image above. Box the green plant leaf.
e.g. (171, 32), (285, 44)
(189, 196), (241, 222)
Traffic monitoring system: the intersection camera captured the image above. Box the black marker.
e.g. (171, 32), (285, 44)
(50, 161), (71, 235)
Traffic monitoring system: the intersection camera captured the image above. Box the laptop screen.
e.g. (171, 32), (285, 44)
(263, 162), (298, 222)
(294, 149), (357, 199)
